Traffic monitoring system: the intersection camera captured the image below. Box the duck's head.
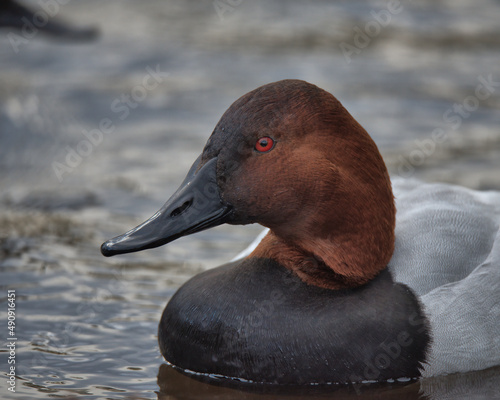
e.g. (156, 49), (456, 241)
(101, 80), (395, 290)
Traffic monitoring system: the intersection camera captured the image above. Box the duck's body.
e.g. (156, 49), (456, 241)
(229, 178), (500, 381)
(160, 259), (429, 384)
(390, 178), (500, 377)
(101, 80), (500, 385)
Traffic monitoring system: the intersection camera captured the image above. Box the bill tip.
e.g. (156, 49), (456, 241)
(100, 241), (115, 257)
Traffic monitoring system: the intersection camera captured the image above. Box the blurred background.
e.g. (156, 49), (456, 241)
(0, 0), (499, 399)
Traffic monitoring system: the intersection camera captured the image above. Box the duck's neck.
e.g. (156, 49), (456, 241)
(251, 185), (396, 291)
(251, 230), (393, 290)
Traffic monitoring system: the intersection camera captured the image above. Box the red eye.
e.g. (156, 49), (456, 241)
(254, 137), (275, 153)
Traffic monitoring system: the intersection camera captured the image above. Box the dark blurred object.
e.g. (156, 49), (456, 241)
(0, 0), (98, 41)
(156, 363), (424, 400)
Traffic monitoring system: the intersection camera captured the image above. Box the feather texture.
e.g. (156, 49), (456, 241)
(235, 178), (500, 376)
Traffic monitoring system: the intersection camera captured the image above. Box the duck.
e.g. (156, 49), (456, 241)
(101, 79), (500, 385)
(0, 0), (98, 41)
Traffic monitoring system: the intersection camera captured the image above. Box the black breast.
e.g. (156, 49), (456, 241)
(158, 258), (430, 385)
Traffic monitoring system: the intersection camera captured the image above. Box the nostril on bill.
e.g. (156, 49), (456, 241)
(170, 200), (192, 217)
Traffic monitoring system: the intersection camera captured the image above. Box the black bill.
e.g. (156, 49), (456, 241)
(101, 157), (231, 257)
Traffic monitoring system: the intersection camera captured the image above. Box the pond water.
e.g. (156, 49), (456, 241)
(0, 0), (499, 399)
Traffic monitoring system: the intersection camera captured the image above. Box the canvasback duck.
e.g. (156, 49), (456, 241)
(101, 80), (500, 385)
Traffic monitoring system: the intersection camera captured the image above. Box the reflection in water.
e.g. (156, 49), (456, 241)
(420, 367), (500, 400)
(156, 364), (426, 400)
(156, 364), (500, 400)
(157, 364), (500, 400)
